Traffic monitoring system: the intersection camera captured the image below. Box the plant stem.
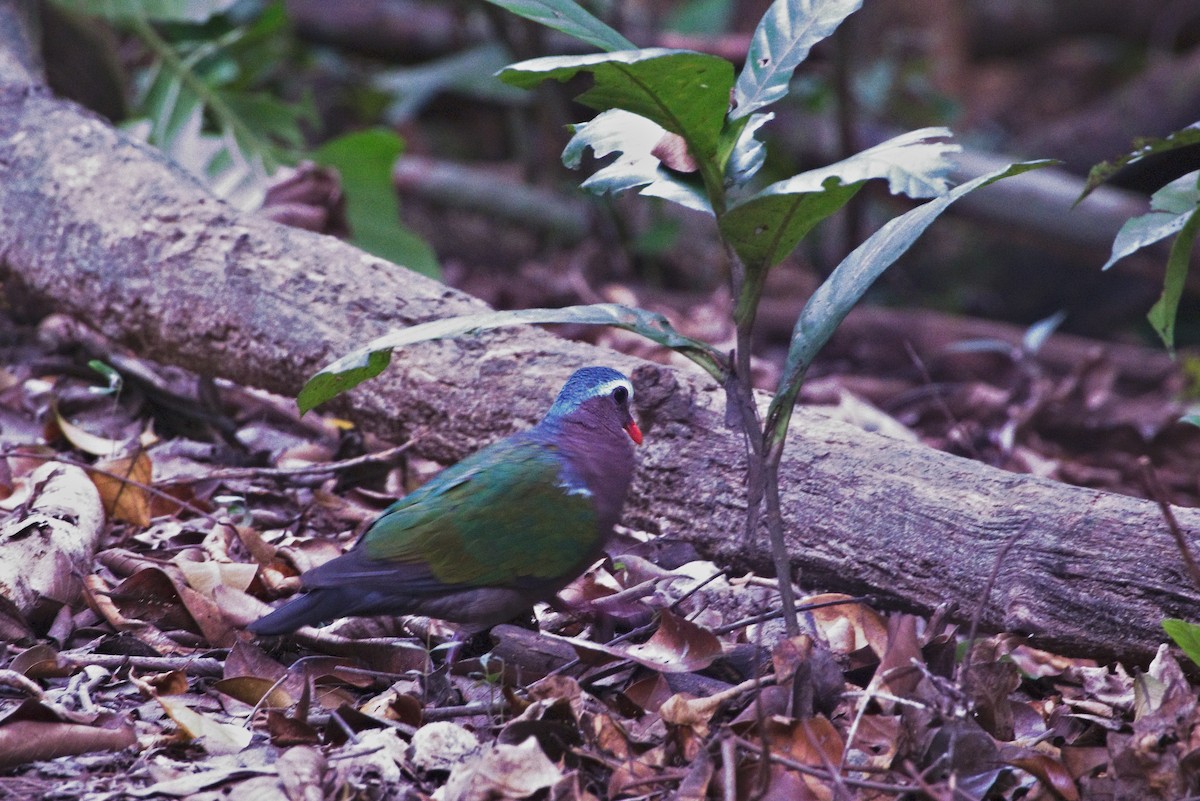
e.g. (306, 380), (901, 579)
(726, 248), (800, 638)
(763, 434), (799, 637)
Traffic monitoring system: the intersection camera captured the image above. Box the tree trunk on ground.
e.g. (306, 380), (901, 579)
(1, 2), (1196, 663)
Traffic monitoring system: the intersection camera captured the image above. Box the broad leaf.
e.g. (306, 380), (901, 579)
(481, 0), (636, 53)
(731, 0), (862, 120)
(298, 304), (726, 413)
(314, 129), (440, 278)
(52, 0), (238, 22)
(1081, 122), (1200, 200)
(720, 179), (860, 269)
(760, 127), (959, 199)
(1147, 206), (1200, 351)
(766, 160), (1052, 436)
(1102, 171), (1200, 271)
(720, 128), (959, 269)
(564, 110), (712, 213)
(500, 49), (734, 164)
(1163, 619), (1200, 669)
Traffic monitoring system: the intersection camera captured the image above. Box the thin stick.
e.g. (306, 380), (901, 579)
(153, 438), (422, 485)
(1137, 456), (1200, 590)
(959, 518), (1031, 696)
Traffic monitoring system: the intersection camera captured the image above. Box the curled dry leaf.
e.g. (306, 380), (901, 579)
(1008, 752), (1081, 801)
(156, 694), (253, 755)
(802, 593), (888, 656)
(438, 738), (563, 801)
(175, 558), (258, 599)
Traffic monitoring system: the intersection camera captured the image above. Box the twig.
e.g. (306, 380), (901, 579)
(422, 700), (509, 721)
(959, 518), (1031, 697)
(153, 437), (422, 486)
(58, 652), (225, 677)
(1137, 456), (1200, 590)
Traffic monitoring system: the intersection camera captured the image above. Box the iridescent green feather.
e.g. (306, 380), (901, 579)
(360, 434), (598, 587)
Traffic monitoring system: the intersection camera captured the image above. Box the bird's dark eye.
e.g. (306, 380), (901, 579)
(612, 385), (629, 404)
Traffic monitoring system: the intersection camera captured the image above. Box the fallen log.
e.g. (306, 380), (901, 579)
(0, 2), (1195, 662)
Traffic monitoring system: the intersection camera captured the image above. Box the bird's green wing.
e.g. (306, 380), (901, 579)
(358, 436), (599, 589)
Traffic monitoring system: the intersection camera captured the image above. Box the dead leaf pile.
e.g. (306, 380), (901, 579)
(1, 314), (1199, 799)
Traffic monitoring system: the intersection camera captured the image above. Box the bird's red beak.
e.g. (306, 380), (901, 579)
(625, 421), (643, 445)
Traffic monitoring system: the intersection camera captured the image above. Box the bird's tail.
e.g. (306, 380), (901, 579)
(247, 589), (352, 636)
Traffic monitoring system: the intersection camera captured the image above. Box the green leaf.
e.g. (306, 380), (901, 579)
(731, 0), (862, 120)
(563, 109), (713, 213)
(1147, 206), (1200, 351)
(52, 0), (238, 22)
(766, 160), (1053, 436)
(500, 49), (734, 165)
(481, 0), (636, 52)
(1163, 618), (1200, 668)
(720, 128), (959, 269)
(298, 304), (727, 414)
(1080, 122), (1200, 200)
(1102, 171), (1200, 271)
(720, 178), (860, 269)
(313, 129), (440, 278)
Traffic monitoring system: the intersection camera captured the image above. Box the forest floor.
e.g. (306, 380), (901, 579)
(2, 243), (1199, 800)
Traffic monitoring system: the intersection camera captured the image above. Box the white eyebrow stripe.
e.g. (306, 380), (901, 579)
(590, 378), (634, 399)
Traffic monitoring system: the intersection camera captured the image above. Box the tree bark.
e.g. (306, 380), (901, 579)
(1, 2), (1196, 663)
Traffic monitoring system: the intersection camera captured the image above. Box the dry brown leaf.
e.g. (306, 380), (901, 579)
(0, 699), (135, 770)
(214, 676), (295, 709)
(175, 558), (258, 599)
(1008, 752), (1081, 801)
(156, 694), (253, 754)
(803, 593), (888, 656)
(549, 610), (721, 673)
(92, 452), (152, 526)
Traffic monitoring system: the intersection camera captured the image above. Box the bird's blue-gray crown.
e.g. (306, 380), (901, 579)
(545, 366), (634, 420)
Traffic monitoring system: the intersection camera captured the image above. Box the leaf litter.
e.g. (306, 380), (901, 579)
(0, 313), (1199, 799)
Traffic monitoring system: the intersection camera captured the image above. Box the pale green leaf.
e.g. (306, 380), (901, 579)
(767, 160), (1053, 433)
(754, 127), (959, 200)
(298, 304), (726, 413)
(1147, 206), (1200, 351)
(731, 0), (862, 120)
(1101, 172), (1200, 271)
(564, 109), (713, 213)
(482, 0), (636, 52)
(720, 128), (959, 270)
